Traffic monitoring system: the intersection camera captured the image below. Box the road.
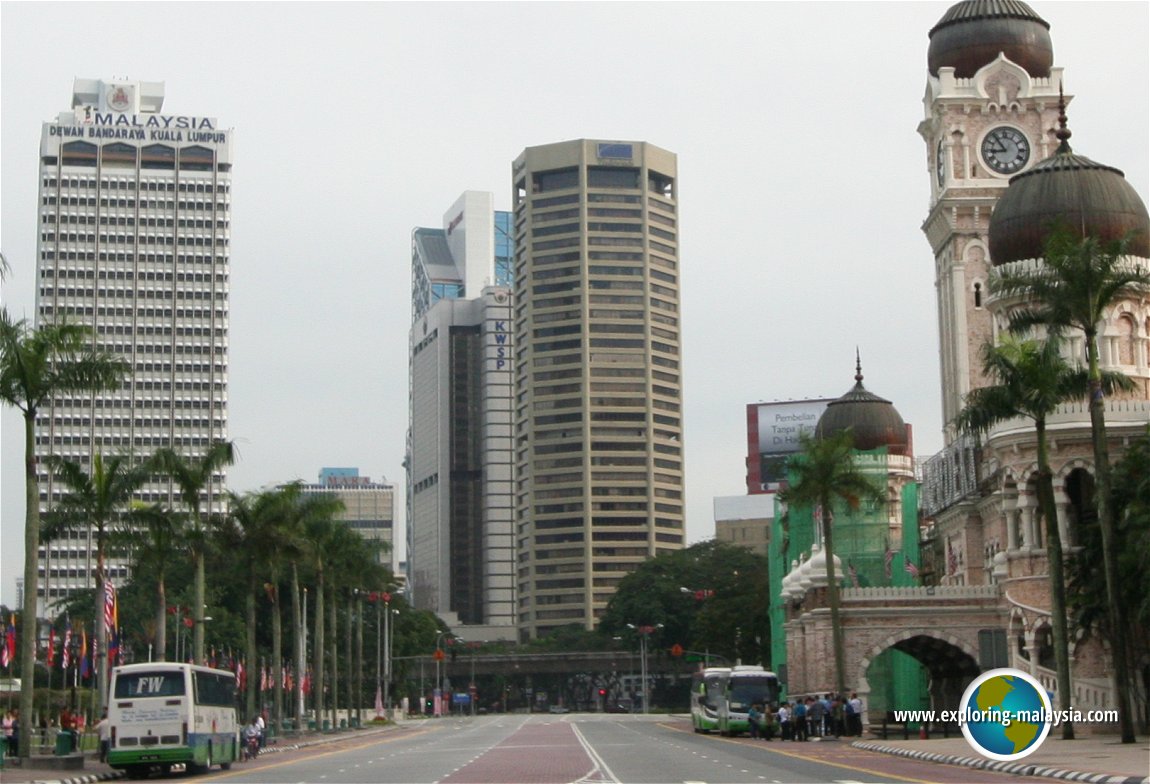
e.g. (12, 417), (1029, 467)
(200, 714), (1052, 784)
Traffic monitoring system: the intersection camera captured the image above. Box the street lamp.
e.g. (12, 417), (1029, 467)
(626, 623), (664, 714)
(434, 631), (451, 717)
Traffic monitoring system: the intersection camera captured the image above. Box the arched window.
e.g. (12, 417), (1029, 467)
(141, 144), (176, 170)
(1117, 314), (1135, 365)
(101, 143), (137, 168)
(179, 145), (214, 172)
(973, 281), (983, 309)
(61, 141), (98, 167)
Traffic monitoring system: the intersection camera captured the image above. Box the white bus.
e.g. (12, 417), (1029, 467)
(107, 662), (239, 776)
(690, 667), (731, 733)
(717, 665), (781, 736)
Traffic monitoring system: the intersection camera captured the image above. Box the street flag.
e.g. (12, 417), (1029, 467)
(47, 626), (57, 668)
(374, 685), (384, 718)
(904, 555), (920, 578)
(237, 658), (245, 691)
(62, 619), (74, 669)
(80, 627), (90, 679)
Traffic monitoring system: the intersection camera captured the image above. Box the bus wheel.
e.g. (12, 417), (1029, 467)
(160, 764), (172, 776)
(126, 765), (149, 779)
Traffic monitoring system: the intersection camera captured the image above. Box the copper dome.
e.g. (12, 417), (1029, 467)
(815, 360), (909, 453)
(928, 0), (1053, 78)
(988, 129), (1150, 265)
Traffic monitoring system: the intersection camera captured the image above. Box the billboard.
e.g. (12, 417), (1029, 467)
(746, 399), (832, 493)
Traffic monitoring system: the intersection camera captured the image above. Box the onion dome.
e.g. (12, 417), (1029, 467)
(816, 354), (909, 452)
(989, 101), (1150, 264)
(808, 543), (842, 589)
(928, 0), (1053, 79)
(797, 547), (816, 593)
(782, 559), (801, 600)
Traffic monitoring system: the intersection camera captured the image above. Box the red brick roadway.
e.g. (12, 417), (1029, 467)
(668, 720), (1055, 784)
(439, 721), (611, 784)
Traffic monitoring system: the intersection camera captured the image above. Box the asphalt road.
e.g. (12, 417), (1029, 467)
(196, 714), (1054, 784)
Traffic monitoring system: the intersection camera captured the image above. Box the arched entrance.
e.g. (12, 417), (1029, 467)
(858, 631), (981, 716)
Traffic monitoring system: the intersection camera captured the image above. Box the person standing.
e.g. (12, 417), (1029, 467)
(778, 702), (792, 741)
(747, 704), (761, 739)
(808, 696), (825, 738)
(94, 710), (110, 763)
(849, 692), (864, 736)
(2, 710), (13, 757)
(793, 697), (808, 741)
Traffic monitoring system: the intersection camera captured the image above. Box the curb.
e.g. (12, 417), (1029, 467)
(852, 740), (1150, 784)
(22, 772), (124, 784)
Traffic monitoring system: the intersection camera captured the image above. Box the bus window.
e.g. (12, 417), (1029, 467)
(114, 671), (186, 698)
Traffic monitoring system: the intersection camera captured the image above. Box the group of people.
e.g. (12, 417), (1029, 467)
(2, 709), (19, 757)
(746, 692), (864, 741)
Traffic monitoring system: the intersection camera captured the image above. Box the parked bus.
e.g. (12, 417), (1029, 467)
(690, 667), (731, 733)
(107, 662), (239, 776)
(717, 665), (781, 736)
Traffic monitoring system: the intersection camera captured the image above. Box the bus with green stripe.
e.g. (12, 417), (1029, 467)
(108, 662), (239, 776)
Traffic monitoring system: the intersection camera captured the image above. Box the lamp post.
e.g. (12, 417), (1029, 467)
(434, 631), (450, 717)
(381, 593), (394, 717)
(626, 623), (663, 714)
(680, 586), (715, 665)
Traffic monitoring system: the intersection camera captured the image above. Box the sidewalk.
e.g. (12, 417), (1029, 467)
(0, 721), (399, 784)
(853, 733), (1150, 784)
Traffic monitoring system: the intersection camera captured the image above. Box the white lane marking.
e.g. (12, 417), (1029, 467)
(571, 721), (622, 784)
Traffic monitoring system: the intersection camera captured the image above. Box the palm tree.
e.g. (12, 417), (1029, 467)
(955, 335), (1133, 740)
(777, 428), (886, 697)
(44, 452), (151, 711)
(285, 489), (344, 729)
(118, 502), (183, 663)
(154, 441), (236, 665)
(0, 310), (126, 757)
(219, 489), (280, 719)
(992, 228), (1149, 743)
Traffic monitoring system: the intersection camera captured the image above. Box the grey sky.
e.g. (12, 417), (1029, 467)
(2, 1), (1147, 606)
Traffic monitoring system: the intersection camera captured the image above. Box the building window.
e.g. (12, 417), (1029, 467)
(588, 167), (639, 189)
(533, 168), (579, 193)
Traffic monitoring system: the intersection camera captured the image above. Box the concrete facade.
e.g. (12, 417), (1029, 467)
(511, 140), (686, 639)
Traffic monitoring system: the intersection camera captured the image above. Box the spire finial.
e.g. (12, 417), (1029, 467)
(1055, 82), (1073, 152)
(855, 348), (864, 383)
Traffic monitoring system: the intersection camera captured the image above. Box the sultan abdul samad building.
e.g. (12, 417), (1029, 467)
(778, 0), (1150, 726)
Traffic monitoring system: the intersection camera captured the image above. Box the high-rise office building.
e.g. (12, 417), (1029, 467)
(301, 468), (397, 575)
(406, 192), (516, 635)
(511, 140), (685, 639)
(33, 79), (232, 617)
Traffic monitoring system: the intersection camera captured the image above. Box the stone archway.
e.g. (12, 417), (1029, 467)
(857, 629), (981, 715)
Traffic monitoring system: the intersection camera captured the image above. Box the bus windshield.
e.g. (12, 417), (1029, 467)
(113, 670), (186, 698)
(728, 676), (779, 711)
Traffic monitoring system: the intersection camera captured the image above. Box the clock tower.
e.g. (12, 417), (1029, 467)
(918, 0), (1066, 443)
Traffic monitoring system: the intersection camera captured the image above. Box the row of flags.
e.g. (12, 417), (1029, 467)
(0, 583), (122, 677)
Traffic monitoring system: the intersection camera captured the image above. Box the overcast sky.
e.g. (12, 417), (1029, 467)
(2, 2), (1147, 607)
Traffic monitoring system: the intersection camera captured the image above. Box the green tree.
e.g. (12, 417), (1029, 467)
(154, 441), (236, 665)
(118, 502), (183, 662)
(1068, 431), (1150, 732)
(599, 540), (770, 666)
(777, 429), (885, 697)
(44, 452), (151, 712)
(954, 335), (1130, 740)
(992, 229), (1150, 743)
(0, 310), (126, 757)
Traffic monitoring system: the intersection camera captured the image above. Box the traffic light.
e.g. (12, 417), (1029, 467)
(598, 688), (606, 697)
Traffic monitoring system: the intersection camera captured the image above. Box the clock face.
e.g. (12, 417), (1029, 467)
(936, 140), (946, 187)
(981, 126), (1030, 174)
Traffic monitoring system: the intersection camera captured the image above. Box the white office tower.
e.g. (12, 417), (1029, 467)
(33, 79), (232, 617)
(406, 192), (516, 637)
